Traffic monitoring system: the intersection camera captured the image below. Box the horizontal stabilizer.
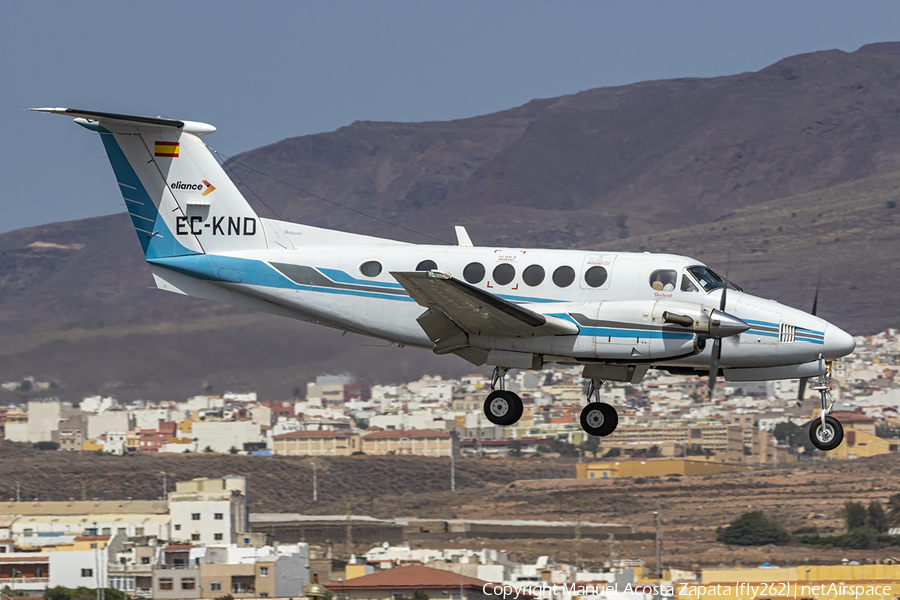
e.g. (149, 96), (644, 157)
(391, 271), (579, 337)
(30, 108), (185, 129)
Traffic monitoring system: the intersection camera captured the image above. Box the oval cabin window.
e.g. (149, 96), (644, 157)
(553, 265), (576, 288)
(360, 261), (382, 277)
(463, 262), (485, 284)
(493, 263), (515, 286)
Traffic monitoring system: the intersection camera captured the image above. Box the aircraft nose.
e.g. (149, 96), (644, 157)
(823, 324), (855, 359)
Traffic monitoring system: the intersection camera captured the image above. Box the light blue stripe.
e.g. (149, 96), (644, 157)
(796, 327), (825, 336)
(150, 255), (416, 302)
(585, 327), (694, 340)
(318, 267), (406, 289)
(744, 318), (779, 328)
(795, 335), (825, 345)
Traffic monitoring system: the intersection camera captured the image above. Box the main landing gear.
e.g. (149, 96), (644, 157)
(483, 367), (524, 426)
(808, 358), (843, 451)
(480, 369), (619, 437)
(580, 378), (618, 437)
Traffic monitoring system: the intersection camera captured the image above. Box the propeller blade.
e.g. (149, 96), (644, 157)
(708, 338), (722, 396)
(811, 274), (820, 316)
(709, 255), (732, 397)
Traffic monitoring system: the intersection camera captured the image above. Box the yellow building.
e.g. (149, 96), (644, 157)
(41, 535), (111, 552)
(273, 430), (353, 456)
(199, 561), (275, 598)
(678, 564), (900, 600)
(826, 427), (896, 460)
(360, 429), (457, 457)
(178, 419), (193, 436)
(82, 438), (104, 452)
(125, 433), (140, 452)
(576, 458), (758, 479)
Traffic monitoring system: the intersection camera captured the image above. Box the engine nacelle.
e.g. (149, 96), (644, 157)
(653, 299), (749, 339)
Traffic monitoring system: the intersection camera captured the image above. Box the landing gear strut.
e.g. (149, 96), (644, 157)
(483, 367), (523, 426)
(580, 378), (618, 437)
(808, 357), (843, 451)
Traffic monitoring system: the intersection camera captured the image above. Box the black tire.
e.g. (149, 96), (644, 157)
(484, 390), (522, 426)
(580, 402), (618, 437)
(809, 415), (844, 451)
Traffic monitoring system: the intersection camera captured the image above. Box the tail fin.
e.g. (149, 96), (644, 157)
(32, 108), (267, 258)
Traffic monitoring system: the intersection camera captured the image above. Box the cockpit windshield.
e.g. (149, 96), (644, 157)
(686, 266), (742, 293)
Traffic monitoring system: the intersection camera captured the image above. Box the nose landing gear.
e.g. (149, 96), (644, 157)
(483, 367), (524, 426)
(808, 356), (843, 451)
(580, 378), (618, 437)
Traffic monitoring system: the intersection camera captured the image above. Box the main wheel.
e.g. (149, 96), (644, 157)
(809, 415), (843, 451)
(580, 402), (618, 437)
(484, 390), (523, 426)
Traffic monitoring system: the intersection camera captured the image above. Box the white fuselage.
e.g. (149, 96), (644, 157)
(148, 220), (854, 376)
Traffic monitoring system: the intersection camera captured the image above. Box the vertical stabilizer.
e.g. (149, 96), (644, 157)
(32, 108), (268, 258)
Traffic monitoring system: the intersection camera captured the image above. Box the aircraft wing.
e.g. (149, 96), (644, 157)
(390, 271), (579, 338)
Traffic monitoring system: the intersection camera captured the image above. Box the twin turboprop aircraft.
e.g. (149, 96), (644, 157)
(36, 108), (856, 451)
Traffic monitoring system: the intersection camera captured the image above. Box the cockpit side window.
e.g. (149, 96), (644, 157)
(686, 265), (742, 292)
(649, 269), (677, 291)
(681, 274), (699, 292)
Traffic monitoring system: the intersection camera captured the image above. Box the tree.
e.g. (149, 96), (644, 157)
(868, 500), (888, 533)
(603, 447), (621, 458)
(843, 501), (868, 530)
(228, 446), (239, 454)
(716, 511), (790, 546)
(550, 439), (579, 457)
(203, 445), (214, 453)
(34, 441), (59, 451)
(773, 421), (815, 453)
(583, 436), (599, 458)
(508, 439), (522, 457)
(886, 493), (900, 527)
(843, 526), (881, 550)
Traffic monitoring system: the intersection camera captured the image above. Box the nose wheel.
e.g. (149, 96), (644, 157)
(579, 378), (618, 437)
(807, 354), (844, 451)
(482, 367), (523, 426)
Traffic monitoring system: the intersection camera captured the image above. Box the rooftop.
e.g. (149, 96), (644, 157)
(325, 564), (488, 591)
(0, 501), (168, 516)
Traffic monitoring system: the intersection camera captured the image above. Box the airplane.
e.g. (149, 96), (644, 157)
(34, 108), (856, 451)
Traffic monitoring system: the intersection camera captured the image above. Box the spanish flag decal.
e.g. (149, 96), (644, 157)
(154, 141), (180, 157)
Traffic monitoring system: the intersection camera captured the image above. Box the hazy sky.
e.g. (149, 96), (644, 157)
(4, 1), (900, 233)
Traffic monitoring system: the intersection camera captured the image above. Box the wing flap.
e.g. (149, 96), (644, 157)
(391, 271), (579, 337)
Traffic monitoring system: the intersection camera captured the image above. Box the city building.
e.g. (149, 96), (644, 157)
(168, 477), (249, 546)
(326, 564), (497, 600)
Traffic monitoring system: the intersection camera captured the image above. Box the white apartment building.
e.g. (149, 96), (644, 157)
(168, 477), (248, 546)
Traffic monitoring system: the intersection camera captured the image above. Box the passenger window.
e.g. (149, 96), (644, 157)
(522, 265), (545, 287)
(553, 266), (576, 288)
(681, 274), (699, 292)
(649, 269), (677, 291)
(463, 262), (485, 284)
(416, 260), (437, 271)
(493, 264), (515, 286)
(583, 266), (608, 288)
(360, 261), (382, 277)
